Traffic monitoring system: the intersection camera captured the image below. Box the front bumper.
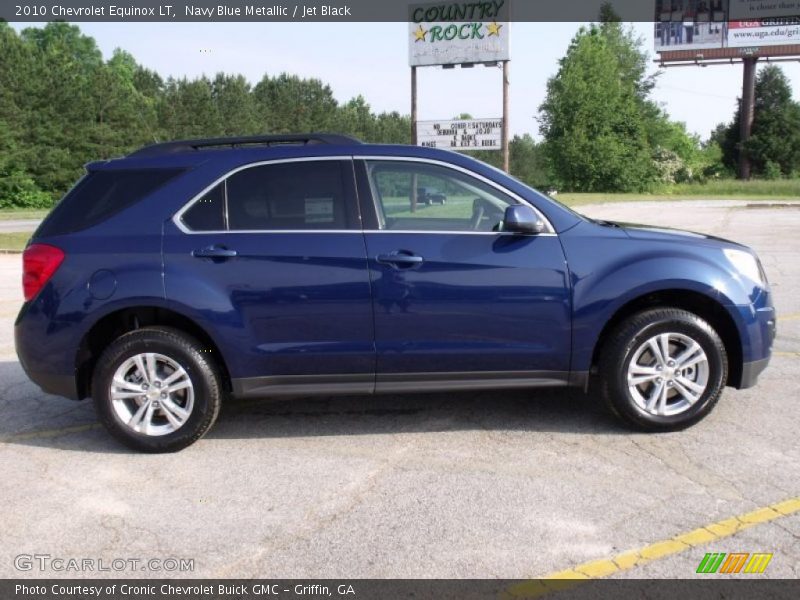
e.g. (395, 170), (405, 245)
(739, 356), (771, 389)
(728, 297), (775, 390)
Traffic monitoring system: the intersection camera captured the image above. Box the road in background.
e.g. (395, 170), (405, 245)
(0, 220), (39, 233)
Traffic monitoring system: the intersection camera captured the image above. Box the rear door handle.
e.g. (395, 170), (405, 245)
(192, 245), (238, 260)
(376, 251), (424, 268)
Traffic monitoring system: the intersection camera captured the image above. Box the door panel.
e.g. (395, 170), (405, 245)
(356, 158), (571, 381)
(165, 230), (374, 380)
(364, 232), (571, 376)
(163, 159), (375, 384)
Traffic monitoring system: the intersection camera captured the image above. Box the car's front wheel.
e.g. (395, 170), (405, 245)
(92, 327), (222, 452)
(599, 308), (728, 431)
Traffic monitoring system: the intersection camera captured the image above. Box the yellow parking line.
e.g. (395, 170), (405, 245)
(779, 312), (800, 321)
(0, 422), (101, 443)
(774, 351), (800, 358)
(503, 496), (800, 599)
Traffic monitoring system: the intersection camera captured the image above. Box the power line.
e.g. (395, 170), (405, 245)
(656, 85), (737, 100)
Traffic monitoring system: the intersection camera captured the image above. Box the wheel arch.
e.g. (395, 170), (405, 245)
(76, 306), (232, 400)
(589, 289), (744, 388)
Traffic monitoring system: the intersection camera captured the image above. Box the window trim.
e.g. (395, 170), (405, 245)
(356, 156), (556, 236)
(173, 156), (359, 234)
(173, 155), (555, 236)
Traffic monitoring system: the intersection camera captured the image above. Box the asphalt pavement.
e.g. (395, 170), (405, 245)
(0, 200), (797, 580)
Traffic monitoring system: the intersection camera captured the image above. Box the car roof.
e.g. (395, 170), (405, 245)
(82, 133), (583, 232)
(87, 134), (475, 171)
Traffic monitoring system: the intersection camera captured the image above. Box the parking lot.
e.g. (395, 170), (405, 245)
(0, 200), (798, 581)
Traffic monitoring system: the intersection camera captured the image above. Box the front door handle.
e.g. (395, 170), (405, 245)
(376, 251), (424, 268)
(192, 245), (238, 260)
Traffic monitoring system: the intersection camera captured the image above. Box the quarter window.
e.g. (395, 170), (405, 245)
(182, 183), (225, 231)
(366, 161), (517, 232)
(39, 168), (184, 237)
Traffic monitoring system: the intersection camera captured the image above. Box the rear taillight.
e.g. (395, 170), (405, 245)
(22, 244), (65, 302)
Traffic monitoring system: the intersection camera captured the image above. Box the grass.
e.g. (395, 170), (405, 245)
(0, 232), (31, 251)
(383, 194), (477, 219)
(557, 179), (800, 207)
(0, 208), (49, 221)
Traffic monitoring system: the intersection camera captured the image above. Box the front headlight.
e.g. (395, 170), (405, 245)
(723, 248), (765, 287)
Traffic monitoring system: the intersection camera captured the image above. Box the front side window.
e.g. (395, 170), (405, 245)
(180, 160), (354, 232)
(366, 160), (517, 232)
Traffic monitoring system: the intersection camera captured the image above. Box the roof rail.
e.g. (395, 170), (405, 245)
(128, 133), (363, 158)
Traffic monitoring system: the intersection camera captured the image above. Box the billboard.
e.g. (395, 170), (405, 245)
(654, 1), (727, 51)
(727, 17), (800, 47)
(654, 0), (800, 53)
(417, 119), (502, 150)
(729, 0), (800, 19)
(408, 1), (510, 67)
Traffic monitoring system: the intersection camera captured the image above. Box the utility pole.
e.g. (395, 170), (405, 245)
(738, 57), (758, 180)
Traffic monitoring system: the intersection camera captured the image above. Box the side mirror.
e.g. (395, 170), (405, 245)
(503, 205), (545, 234)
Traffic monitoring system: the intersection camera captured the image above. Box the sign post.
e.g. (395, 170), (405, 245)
(502, 60), (510, 173)
(411, 66), (418, 146)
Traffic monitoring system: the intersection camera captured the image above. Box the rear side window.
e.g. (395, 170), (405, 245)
(179, 160), (357, 232)
(37, 169), (184, 237)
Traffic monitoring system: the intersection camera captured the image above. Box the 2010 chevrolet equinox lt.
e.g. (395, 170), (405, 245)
(15, 134), (776, 452)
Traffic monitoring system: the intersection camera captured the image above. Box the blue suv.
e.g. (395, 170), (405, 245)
(15, 134), (776, 452)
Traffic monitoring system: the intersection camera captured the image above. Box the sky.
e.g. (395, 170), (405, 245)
(12, 21), (800, 141)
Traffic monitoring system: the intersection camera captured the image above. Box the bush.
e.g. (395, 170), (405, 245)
(763, 160), (782, 181)
(0, 171), (54, 209)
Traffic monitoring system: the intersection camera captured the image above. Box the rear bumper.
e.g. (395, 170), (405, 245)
(23, 370), (79, 400)
(15, 304), (81, 401)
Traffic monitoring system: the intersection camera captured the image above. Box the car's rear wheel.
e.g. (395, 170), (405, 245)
(92, 327), (222, 452)
(599, 308), (728, 431)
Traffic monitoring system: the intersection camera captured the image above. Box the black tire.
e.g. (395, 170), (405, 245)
(92, 327), (222, 452)
(598, 308), (728, 431)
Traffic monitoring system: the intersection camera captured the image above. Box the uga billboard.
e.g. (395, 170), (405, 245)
(654, 0), (727, 51)
(408, 1), (510, 66)
(654, 0), (800, 53)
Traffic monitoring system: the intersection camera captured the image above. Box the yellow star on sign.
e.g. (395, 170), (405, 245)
(487, 21), (503, 37)
(414, 24), (427, 42)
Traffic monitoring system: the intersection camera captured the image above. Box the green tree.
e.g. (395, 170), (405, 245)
(212, 73), (259, 136)
(17, 23), (106, 196)
(334, 95), (375, 139)
(717, 65), (800, 177)
(254, 73), (338, 133)
(159, 77), (222, 139)
(539, 26), (655, 192)
(598, 13), (656, 101)
(509, 134), (550, 188)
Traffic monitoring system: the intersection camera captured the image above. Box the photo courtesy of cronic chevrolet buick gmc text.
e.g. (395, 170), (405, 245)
(15, 134), (776, 452)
